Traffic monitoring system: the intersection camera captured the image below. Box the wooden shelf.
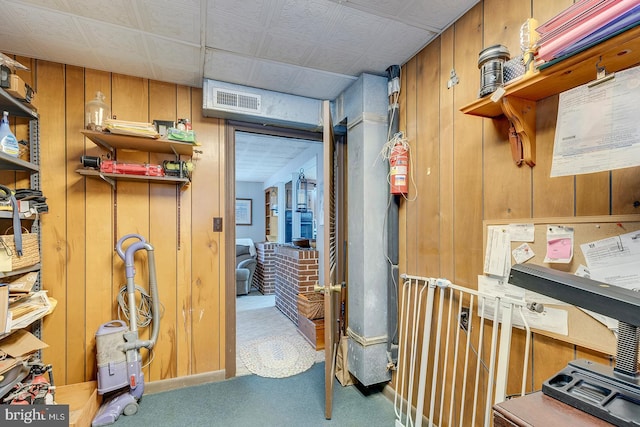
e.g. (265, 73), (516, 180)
(81, 130), (194, 156)
(76, 168), (190, 186)
(461, 25), (640, 166)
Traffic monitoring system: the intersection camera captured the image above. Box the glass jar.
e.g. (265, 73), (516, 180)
(85, 91), (111, 131)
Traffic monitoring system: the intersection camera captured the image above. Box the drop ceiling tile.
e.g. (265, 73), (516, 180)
(2, 2), (86, 46)
(60, 0), (140, 29)
(358, 24), (437, 69)
(204, 49), (255, 85)
(269, 0), (340, 43)
(9, 0), (69, 12)
(148, 40), (201, 86)
(259, 34), (314, 69)
(327, 5), (392, 52)
(136, 0), (201, 44)
(1, 33), (100, 72)
(328, 0), (406, 18)
(399, 0), (480, 31)
(75, 19), (148, 60)
(302, 43), (365, 76)
(208, 0), (273, 26)
(328, 0), (479, 32)
(147, 37), (201, 70)
(207, 10), (264, 55)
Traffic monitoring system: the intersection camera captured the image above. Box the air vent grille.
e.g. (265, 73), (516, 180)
(213, 89), (261, 113)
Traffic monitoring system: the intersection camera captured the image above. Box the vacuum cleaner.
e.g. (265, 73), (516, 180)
(92, 234), (160, 427)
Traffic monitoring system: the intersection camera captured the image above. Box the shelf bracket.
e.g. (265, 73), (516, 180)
(500, 96), (536, 167)
(98, 173), (116, 188)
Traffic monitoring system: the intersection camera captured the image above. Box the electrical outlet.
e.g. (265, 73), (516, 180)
(213, 217), (223, 232)
(460, 307), (470, 331)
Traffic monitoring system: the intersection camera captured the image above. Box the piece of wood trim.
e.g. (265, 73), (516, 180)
(145, 369), (226, 395)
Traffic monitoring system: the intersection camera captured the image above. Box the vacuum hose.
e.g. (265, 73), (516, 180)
(116, 234), (160, 351)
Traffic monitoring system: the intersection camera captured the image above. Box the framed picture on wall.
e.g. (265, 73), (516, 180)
(236, 198), (252, 225)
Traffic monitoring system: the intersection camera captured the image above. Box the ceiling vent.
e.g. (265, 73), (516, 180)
(202, 79), (324, 132)
(212, 88), (261, 113)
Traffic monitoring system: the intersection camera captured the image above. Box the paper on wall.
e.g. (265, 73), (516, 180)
(550, 65), (640, 177)
(507, 223), (535, 242)
(580, 231), (640, 291)
(484, 226), (511, 278)
(512, 243), (535, 264)
(544, 226), (574, 263)
(477, 275), (568, 335)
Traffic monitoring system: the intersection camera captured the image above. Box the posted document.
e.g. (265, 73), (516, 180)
(551, 65), (640, 177)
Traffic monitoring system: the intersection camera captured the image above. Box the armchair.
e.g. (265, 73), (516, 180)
(236, 244), (257, 295)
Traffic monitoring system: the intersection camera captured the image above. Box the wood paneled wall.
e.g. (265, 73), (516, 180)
(10, 59), (227, 386)
(398, 0), (640, 422)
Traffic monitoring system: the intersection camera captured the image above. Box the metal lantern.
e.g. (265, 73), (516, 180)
(296, 169), (308, 212)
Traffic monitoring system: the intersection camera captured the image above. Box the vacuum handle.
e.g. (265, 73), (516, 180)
(115, 234), (146, 261)
(116, 234), (147, 280)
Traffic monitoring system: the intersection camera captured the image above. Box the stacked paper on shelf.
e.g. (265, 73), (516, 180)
(104, 119), (160, 138)
(535, 0), (640, 62)
(8, 290), (52, 331)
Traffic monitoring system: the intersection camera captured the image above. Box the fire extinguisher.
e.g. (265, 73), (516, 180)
(389, 142), (409, 195)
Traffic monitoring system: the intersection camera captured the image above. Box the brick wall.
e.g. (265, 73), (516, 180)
(255, 242), (278, 294)
(274, 245), (319, 325)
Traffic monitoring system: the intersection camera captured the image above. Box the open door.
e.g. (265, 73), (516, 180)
(321, 100), (347, 420)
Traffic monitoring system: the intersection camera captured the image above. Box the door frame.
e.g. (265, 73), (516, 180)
(224, 120), (324, 378)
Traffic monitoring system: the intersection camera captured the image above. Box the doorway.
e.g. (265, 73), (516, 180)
(227, 121), (325, 378)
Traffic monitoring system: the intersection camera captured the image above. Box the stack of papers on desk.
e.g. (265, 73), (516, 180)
(535, 0), (640, 63)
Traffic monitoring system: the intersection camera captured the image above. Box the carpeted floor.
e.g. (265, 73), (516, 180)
(111, 362), (396, 426)
(110, 291), (396, 426)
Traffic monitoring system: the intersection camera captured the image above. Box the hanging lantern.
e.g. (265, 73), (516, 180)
(296, 169), (308, 212)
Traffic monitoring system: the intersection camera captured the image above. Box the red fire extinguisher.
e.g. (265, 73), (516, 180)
(389, 142), (409, 195)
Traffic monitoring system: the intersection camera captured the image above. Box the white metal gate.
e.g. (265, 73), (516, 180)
(394, 274), (532, 427)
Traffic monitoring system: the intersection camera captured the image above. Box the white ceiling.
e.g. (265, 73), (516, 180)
(235, 131), (319, 182)
(0, 0), (479, 182)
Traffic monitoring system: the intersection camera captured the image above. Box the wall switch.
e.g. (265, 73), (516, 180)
(213, 217), (223, 232)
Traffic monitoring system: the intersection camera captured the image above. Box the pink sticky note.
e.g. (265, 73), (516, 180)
(546, 238), (572, 260)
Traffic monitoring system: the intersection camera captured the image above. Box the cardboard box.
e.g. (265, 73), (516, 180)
(55, 381), (101, 427)
(6, 74), (34, 103)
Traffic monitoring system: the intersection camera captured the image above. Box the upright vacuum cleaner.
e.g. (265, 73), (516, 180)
(92, 234), (160, 427)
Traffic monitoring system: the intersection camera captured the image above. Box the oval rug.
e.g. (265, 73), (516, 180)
(238, 334), (315, 378)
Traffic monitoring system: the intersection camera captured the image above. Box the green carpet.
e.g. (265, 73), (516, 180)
(112, 363), (396, 426)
